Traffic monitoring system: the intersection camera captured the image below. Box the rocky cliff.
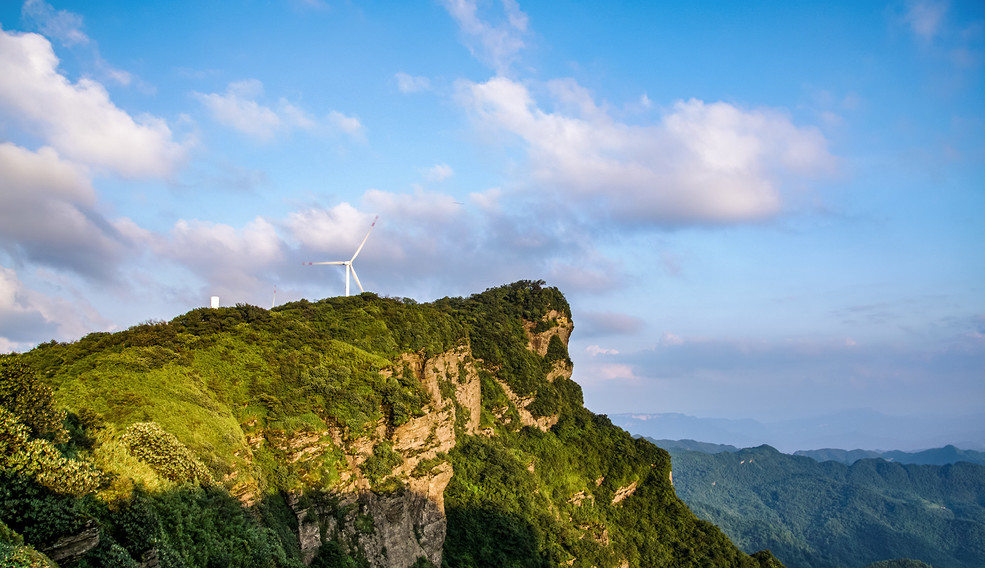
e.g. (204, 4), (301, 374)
(0, 281), (781, 568)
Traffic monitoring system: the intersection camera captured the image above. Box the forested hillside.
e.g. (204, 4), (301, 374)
(666, 444), (985, 568)
(0, 282), (782, 568)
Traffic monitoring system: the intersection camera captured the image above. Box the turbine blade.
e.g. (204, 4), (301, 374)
(350, 215), (378, 261)
(350, 265), (364, 293)
(306, 261), (347, 265)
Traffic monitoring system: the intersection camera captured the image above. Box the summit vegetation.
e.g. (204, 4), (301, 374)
(0, 281), (781, 568)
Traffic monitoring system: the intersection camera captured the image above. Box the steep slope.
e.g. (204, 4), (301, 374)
(1, 281), (781, 568)
(667, 445), (985, 568)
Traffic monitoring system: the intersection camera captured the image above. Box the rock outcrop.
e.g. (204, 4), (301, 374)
(279, 309), (572, 568)
(40, 522), (99, 563)
(240, 341), (489, 568)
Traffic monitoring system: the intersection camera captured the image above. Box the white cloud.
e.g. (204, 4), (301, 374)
(469, 187), (502, 211)
(0, 266), (112, 351)
(156, 217), (284, 298)
(0, 27), (186, 178)
(21, 0), (89, 46)
(164, 217), (282, 267)
(899, 0), (984, 70)
(459, 76), (835, 225)
(363, 188), (463, 224)
(425, 163), (454, 182)
(287, 203), (379, 254)
(660, 332), (685, 346)
(0, 143), (132, 277)
(194, 80), (291, 141)
(327, 110), (363, 136)
(586, 345), (619, 356)
(395, 72), (432, 93)
(440, 0), (529, 73)
(195, 80), (361, 141)
(598, 363), (638, 382)
(905, 0), (948, 41)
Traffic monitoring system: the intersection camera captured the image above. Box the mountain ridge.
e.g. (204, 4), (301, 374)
(649, 439), (985, 467)
(0, 282), (782, 568)
(613, 411), (985, 453)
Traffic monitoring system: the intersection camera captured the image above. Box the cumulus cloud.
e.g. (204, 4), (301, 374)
(458, 76), (835, 225)
(424, 163), (454, 182)
(0, 27), (185, 177)
(326, 110), (363, 137)
(279, 186), (619, 300)
(597, 363), (638, 382)
(194, 80), (363, 141)
(0, 143), (134, 278)
(0, 266), (113, 352)
(586, 345), (619, 356)
(395, 72), (432, 93)
(155, 217), (284, 298)
(440, 0), (529, 74)
(288, 203), (380, 255)
(194, 80), (307, 141)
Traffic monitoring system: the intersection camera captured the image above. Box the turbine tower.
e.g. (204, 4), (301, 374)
(304, 216), (378, 297)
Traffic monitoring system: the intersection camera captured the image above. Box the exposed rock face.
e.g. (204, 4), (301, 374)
(495, 377), (558, 431)
(523, 310), (573, 357)
(245, 314), (570, 568)
(611, 481), (639, 505)
(40, 523), (99, 563)
(280, 343), (484, 568)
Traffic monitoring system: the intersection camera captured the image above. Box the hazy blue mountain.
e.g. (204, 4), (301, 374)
(612, 410), (985, 453)
(795, 445), (985, 466)
(649, 439), (739, 454)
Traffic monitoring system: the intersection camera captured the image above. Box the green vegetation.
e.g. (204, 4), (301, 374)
(667, 444), (985, 568)
(442, 412), (780, 568)
(2, 281), (780, 567)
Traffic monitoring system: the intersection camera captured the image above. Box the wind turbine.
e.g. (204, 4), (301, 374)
(304, 216), (378, 297)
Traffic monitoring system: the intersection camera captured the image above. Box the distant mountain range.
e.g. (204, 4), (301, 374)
(611, 410), (985, 453)
(650, 439), (985, 467)
(662, 443), (985, 568)
(794, 445), (985, 466)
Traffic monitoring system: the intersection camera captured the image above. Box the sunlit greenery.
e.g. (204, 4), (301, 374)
(1, 281), (783, 567)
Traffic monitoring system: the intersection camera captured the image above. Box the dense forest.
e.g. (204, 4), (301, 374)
(0, 281), (782, 568)
(664, 444), (985, 568)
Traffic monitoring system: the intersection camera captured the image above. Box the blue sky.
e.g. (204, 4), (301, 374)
(1, 0), (983, 430)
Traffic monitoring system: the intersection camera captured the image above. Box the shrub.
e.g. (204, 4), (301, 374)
(0, 408), (102, 496)
(121, 423), (214, 486)
(0, 356), (67, 442)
